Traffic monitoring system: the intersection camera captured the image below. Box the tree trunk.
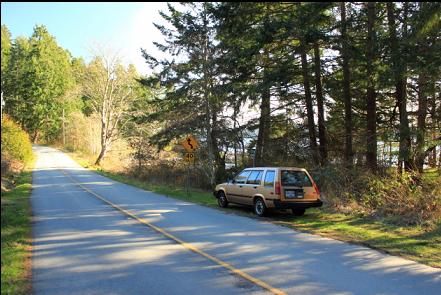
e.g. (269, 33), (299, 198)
(429, 84), (437, 167)
(241, 137), (245, 167)
(429, 145), (437, 168)
(95, 119), (108, 165)
(284, 115), (289, 163)
(415, 2), (433, 173)
(439, 148), (441, 172)
(387, 2), (411, 173)
(389, 141), (393, 166)
(313, 41), (327, 165)
(32, 131), (39, 144)
(301, 47), (318, 164)
(255, 86), (271, 166)
(340, 2), (353, 167)
(366, 2), (377, 171)
(95, 143), (107, 165)
(233, 103), (238, 168)
(416, 73), (428, 173)
(211, 111), (225, 183)
(201, 4), (217, 188)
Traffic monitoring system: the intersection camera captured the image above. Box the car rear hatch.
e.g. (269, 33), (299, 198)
(280, 170), (318, 202)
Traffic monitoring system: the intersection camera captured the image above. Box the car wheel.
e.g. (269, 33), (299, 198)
(254, 198), (267, 217)
(217, 191), (229, 208)
(292, 208), (305, 216)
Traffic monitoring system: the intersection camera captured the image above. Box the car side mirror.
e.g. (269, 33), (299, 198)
(227, 178), (234, 184)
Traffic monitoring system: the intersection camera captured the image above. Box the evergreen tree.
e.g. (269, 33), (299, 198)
(142, 3), (226, 185)
(1, 25), (11, 89)
(366, 2), (378, 171)
(4, 25), (74, 142)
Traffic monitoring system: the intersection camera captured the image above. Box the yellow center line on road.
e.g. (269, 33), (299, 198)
(61, 169), (286, 295)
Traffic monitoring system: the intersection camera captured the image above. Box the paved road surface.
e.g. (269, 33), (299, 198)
(31, 146), (441, 294)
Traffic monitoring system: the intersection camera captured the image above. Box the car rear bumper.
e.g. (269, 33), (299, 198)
(272, 199), (323, 209)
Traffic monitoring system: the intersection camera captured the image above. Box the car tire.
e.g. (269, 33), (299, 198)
(217, 191), (229, 208)
(292, 208), (305, 216)
(254, 198), (267, 217)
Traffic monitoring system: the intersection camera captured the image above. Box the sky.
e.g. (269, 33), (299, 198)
(1, 2), (170, 75)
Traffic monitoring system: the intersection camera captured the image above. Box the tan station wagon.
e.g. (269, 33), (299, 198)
(214, 167), (322, 216)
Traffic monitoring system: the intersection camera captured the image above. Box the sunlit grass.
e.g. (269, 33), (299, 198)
(96, 169), (218, 207)
(273, 209), (440, 268)
(423, 168), (440, 181)
(1, 167), (33, 295)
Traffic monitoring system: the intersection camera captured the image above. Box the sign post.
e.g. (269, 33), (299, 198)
(180, 135), (199, 197)
(249, 148), (256, 167)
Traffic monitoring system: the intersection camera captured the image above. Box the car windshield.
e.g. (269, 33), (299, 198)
(281, 170), (312, 187)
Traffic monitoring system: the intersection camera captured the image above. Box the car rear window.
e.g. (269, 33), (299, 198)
(281, 170), (312, 187)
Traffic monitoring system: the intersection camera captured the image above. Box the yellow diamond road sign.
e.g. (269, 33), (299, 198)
(181, 135), (199, 152)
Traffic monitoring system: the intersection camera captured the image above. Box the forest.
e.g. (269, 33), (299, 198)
(1, 2), (440, 225)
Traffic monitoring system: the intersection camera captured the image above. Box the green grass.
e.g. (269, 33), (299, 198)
(272, 209), (440, 268)
(68, 151), (441, 268)
(1, 168), (34, 295)
(96, 169), (219, 207)
(423, 168), (440, 181)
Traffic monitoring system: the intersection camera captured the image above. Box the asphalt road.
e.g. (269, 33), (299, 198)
(31, 145), (441, 295)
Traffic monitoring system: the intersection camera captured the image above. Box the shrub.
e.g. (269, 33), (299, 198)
(312, 165), (441, 226)
(1, 116), (33, 165)
(360, 171), (440, 225)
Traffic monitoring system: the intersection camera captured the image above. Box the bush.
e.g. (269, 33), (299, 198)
(1, 116), (33, 165)
(313, 165), (441, 226)
(130, 160), (213, 190)
(360, 171), (440, 225)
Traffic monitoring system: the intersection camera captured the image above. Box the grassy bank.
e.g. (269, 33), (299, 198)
(67, 151), (440, 268)
(1, 168), (34, 294)
(273, 210), (440, 267)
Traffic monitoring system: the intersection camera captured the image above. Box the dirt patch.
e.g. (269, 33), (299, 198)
(1, 157), (24, 192)
(1, 157), (24, 175)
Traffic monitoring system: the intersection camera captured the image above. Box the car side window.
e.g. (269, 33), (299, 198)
(234, 170), (251, 184)
(264, 170), (275, 187)
(246, 170), (263, 185)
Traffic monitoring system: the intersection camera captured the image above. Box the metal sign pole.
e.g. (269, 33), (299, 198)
(186, 162), (191, 198)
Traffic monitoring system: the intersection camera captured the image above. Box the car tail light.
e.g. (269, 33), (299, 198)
(313, 181), (320, 195)
(275, 181), (281, 195)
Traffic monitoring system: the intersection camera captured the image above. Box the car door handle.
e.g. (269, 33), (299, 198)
(239, 185), (243, 188)
(253, 186), (257, 189)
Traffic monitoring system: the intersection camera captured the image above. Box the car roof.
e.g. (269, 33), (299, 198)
(244, 167), (306, 171)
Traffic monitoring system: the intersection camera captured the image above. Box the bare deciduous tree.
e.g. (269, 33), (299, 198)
(82, 47), (138, 165)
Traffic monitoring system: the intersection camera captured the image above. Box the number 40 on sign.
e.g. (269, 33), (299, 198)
(184, 152), (195, 163)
